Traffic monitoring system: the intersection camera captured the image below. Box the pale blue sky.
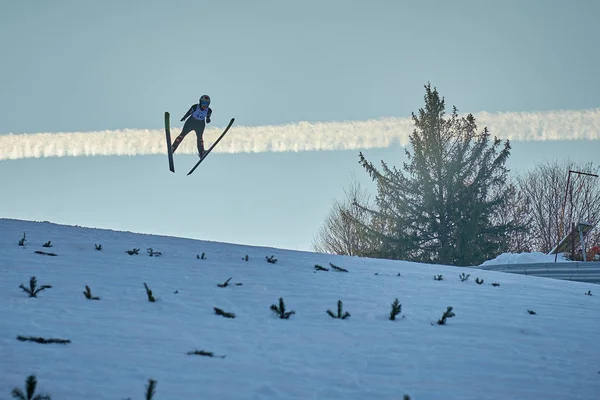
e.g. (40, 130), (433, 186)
(1, 0), (599, 251)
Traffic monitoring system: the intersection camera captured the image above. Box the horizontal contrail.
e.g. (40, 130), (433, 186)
(1, 108), (599, 160)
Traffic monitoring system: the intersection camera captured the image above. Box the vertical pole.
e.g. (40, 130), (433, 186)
(578, 223), (587, 262)
(571, 222), (576, 261)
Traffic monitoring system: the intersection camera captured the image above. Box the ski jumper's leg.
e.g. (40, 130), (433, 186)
(172, 118), (195, 153)
(194, 119), (207, 156)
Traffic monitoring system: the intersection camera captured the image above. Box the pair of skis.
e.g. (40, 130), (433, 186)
(164, 111), (235, 176)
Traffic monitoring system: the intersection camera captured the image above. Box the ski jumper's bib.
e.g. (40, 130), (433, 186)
(191, 105), (209, 120)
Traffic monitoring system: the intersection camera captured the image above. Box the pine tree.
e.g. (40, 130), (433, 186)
(356, 83), (517, 265)
(11, 375), (51, 400)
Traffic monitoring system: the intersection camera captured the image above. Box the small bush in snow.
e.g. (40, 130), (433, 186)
(123, 379), (157, 400)
(143, 283), (156, 302)
(95, 244), (102, 251)
(19, 276), (52, 298)
(11, 374), (52, 400)
(475, 277), (484, 285)
(266, 255), (277, 264)
(243, 255), (249, 261)
(329, 262), (348, 272)
(18, 232), (27, 246)
(437, 306), (455, 325)
(389, 298), (402, 320)
(147, 248), (162, 257)
(126, 248), (140, 255)
(34, 250), (57, 256)
(314, 264), (329, 272)
(83, 285), (100, 300)
(17, 335), (70, 345)
(214, 307), (236, 319)
(145, 379), (157, 400)
(459, 273), (470, 282)
(527, 309), (536, 315)
(491, 282), (500, 287)
(217, 277), (232, 288)
(585, 290), (592, 296)
(327, 300), (350, 319)
(42, 241), (52, 248)
(187, 349), (226, 358)
(197, 252), (206, 259)
(271, 297), (295, 319)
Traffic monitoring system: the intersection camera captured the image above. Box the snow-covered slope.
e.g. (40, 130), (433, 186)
(1, 219), (598, 399)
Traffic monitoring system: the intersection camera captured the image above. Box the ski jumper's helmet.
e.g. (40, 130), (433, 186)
(199, 95), (211, 108)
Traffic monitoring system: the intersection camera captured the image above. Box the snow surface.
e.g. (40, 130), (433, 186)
(1, 218), (598, 400)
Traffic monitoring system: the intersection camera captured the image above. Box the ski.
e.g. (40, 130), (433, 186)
(165, 111), (175, 173)
(187, 117), (235, 176)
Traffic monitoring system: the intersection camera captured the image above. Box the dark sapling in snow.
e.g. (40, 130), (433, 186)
(145, 379), (157, 400)
(147, 248), (162, 257)
(389, 298), (403, 321)
(187, 349), (226, 358)
(217, 277), (232, 288)
(270, 297), (295, 319)
(19, 276), (52, 298)
(83, 285), (100, 300)
(11, 374), (52, 400)
(437, 306), (455, 325)
(329, 262), (348, 272)
(34, 251), (57, 256)
(17, 335), (70, 345)
(143, 283), (156, 302)
(327, 300), (351, 319)
(214, 307), (236, 319)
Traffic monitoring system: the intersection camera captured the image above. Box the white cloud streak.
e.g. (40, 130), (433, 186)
(1, 108), (599, 161)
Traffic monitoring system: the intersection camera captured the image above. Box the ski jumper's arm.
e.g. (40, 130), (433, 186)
(180, 105), (196, 122)
(206, 107), (212, 123)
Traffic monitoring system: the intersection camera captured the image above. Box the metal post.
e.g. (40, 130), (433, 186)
(571, 222), (576, 261)
(578, 223), (587, 262)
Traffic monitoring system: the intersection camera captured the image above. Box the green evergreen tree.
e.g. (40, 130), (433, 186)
(357, 83), (517, 265)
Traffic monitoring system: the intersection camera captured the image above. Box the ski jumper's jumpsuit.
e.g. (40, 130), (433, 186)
(172, 103), (212, 155)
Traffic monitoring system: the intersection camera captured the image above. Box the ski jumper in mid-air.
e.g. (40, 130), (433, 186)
(171, 94), (212, 157)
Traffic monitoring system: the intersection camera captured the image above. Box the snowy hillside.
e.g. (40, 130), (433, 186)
(1, 218), (598, 400)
